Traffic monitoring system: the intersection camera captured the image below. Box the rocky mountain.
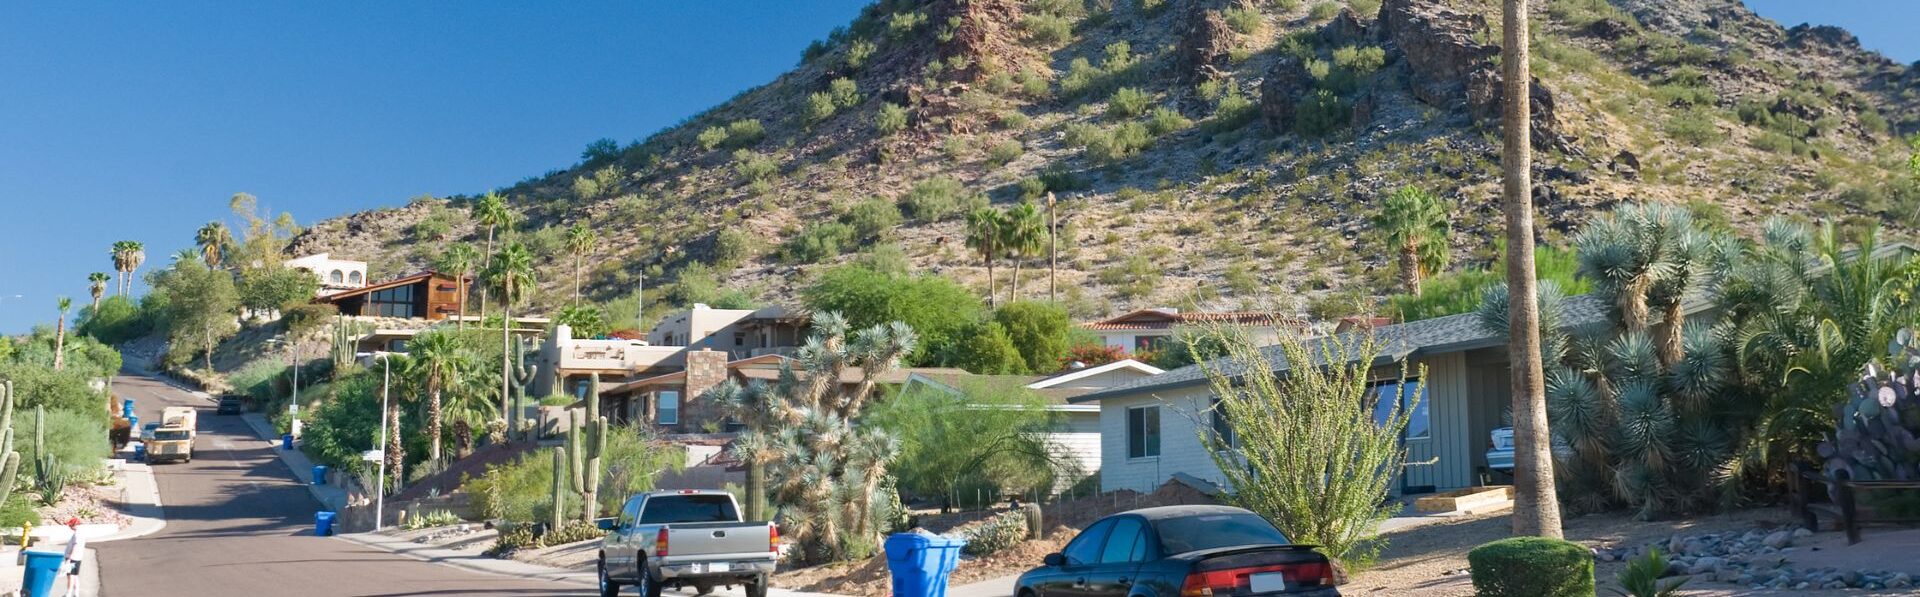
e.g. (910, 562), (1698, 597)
(286, 0), (1918, 323)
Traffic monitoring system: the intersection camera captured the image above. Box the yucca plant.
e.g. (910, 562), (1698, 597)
(708, 313), (916, 564)
(1611, 547), (1688, 597)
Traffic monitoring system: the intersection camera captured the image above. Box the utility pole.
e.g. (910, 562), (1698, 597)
(1047, 193), (1058, 302)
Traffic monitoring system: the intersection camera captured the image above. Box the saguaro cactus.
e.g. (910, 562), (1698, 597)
(549, 446), (566, 533)
(0, 382), (21, 506)
(508, 338), (537, 438)
(567, 373), (608, 523)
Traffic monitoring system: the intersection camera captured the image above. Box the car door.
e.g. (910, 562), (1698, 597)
(1042, 519), (1114, 597)
(613, 497), (642, 579)
(1087, 516), (1147, 597)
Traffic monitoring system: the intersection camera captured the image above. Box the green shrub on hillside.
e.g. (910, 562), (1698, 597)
(829, 77), (861, 109)
(845, 39), (876, 70)
(842, 198), (903, 240)
(1293, 90), (1351, 137)
(697, 126), (728, 150)
(1020, 14), (1073, 47)
(0, 364), (110, 422)
(1664, 107), (1723, 146)
(1065, 122), (1152, 163)
(1147, 107), (1194, 136)
(77, 295), (155, 345)
(802, 265), (985, 366)
(732, 150), (779, 182)
(946, 321), (1027, 374)
(875, 103), (909, 135)
(806, 92), (839, 123)
(782, 222), (858, 264)
(20, 408), (108, 481)
(725, 119), (765, 146)
(1221, 7), (1262, 35)
(899, 177), (985, 221)
(1467, 537), (1595, 597)
(987, 139), (1025, 166)
(713, 229), (760, 267)
(1107, 86), (1151, 118)
(1204, 82), (1258, 134)
(995, 301), (1072, 374)
(1308, 1), (1340, 21)
(1060, 42), (1141, 100)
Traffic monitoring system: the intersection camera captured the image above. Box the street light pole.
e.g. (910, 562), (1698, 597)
(376, 354), (391, 530)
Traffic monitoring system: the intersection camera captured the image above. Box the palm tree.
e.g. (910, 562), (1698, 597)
(126, 242), (147, 294)
(473, 192), (515, 321)
(170, 248), (201, 267)
(1374, 187), (1452, 296)
(53, 297), (71, 372)
(1001, 202), (1045, 304)
(196, 221), (233, 269)
(564, 222), (598, 304)
(484, 242), (536, 431)
(965, 207), (1006, 308)
(1499, 0), (1562, 539)
(406, 331), (467, 463)
(436, 243), (481, 330)
(87, 273), (109, 312)
(1047, 193), (1060, 302)
(110, 240), (145, 296)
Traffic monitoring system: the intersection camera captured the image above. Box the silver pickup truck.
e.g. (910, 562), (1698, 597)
(597, 490), (777, 597)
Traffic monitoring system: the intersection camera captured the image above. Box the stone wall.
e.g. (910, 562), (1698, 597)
(681, 349), (730, 430)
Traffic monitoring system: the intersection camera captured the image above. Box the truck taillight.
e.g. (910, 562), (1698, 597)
(1179, 562), (1332, 597)
(769, 523), (780, 553)
(656, 528), (669, 557)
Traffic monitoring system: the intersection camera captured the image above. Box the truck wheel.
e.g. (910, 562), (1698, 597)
(637, 569), (662, 597)
(745, 574), (769, 597)
(692, 582), (715, 596)
(597, 559), (623, 597)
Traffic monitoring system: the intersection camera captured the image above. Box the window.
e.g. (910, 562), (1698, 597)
(1127, 406), (1160, 459)
(1151, 513), (1290, 555)
(1370, 379), (1430, 440)
(368, 284), (416, 318)
(1209, 397), (1237, 448)
(657, 391), (680, 425)
(348, 271), (363, 285)
(573, 378), (591, 399)
(1061, 519), (1113, 566)
(734, 331), (746, 347)
(1099, 517), (1145, 564)
(329, 270), (344, 284)
(1134, 335), (1171, 353)
(638, 494), (739, 524)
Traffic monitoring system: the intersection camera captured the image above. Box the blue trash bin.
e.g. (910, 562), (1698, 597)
(884, 532), (968, 597)
(282, 434), (294, 450)
(312, 465), (328, 486)
(22, 550), (66, 597)
(133, 442), (147, 462)
(315, 511), (337, 536)
(122, 398), (134, 419)
(128, 415), (139, 434)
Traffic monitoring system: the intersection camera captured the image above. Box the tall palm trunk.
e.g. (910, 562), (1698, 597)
(500, 280), (514, 439)
(428, 381), (445, 463)
(387, 401), (405, 493)
(984, 254), (997, 308)
(1400, 241), (1423, 296)
(203, 327), (215, 373)
(455, 275), (468, 331)
(1048, 193), (1058, 302)
(480, 227), (495, 323)
(53, 314), (67, 372)
(1500, 0), (1563, 539)
(1010, 256), (1022, 304)
(573, 254), (583, 304)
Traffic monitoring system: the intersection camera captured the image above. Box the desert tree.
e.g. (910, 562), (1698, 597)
(1374, 186), (1452, 295)
(965, 207), (1006, 307)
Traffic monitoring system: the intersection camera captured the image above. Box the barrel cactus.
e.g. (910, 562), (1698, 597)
(1820, 329), (1920, 483)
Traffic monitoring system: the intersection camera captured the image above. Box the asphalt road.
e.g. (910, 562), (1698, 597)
(94, 373), (589, 597)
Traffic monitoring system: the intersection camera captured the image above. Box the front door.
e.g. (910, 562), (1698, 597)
(1374, 379), (1435, 493)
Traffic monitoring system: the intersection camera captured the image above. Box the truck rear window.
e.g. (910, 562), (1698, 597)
(639, 495), (739, 524)
(152, 430), (191, 441)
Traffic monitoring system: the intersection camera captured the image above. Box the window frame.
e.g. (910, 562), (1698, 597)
(657, 390), (681, 425)
(1126, 405), (1161, 459)
(1369, 377), (1430, 440)
(1208, 396), (1237, 448)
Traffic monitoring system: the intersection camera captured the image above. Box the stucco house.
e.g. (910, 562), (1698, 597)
(647, 304), (811, 359)
(1074, 293), (1715, 496)
(1080, 308), (1309, 354)
(284, 253), (369, 296)
(898, 359), (1166, 484)
(598, 353), (967, 433)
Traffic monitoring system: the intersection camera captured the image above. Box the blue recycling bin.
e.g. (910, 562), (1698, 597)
(22, 550), (66, 597)
(884, 532), (967, 597)
(282, 434), (294, 450)
(133, 442), (147, 462)
(315, 511), (337, 536)
(122, 398), (134, 419)
(312, 465), (328, 485)
(128, 415), (139, 435)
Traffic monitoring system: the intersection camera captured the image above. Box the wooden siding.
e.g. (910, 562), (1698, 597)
(1404, 352), (1473, 491)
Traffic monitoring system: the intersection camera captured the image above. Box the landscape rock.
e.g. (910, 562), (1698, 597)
(1379, 0), (1562, 149)
(1258, 57), (1314, 133)
(1177, 0), (1241, 81)
(1763, 530), (1793, 549)
(1319, 7), (1370, 45)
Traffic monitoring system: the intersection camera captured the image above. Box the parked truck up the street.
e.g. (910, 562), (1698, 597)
(597, 490), (777, 597)
(144, 406), (198, 463)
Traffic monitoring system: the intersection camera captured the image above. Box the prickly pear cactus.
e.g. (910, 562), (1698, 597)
(1820, 328), (1920, 483)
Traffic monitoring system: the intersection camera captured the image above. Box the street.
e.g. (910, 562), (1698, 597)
(94, 373), (590, 597)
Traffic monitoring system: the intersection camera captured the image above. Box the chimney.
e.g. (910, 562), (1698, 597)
(681, 349), (730, 429)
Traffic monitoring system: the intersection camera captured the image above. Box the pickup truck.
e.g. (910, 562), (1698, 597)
(597, 490), (777, 597)
(144, 406), (198, 464)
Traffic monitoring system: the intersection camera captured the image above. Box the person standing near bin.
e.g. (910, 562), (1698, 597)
(61, 517), (86, 597)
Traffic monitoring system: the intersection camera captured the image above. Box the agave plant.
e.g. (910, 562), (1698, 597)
(1819, 328), (1920, 486)
(707, 312), (917, 564)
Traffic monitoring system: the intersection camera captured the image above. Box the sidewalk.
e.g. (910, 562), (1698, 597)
(238, 412), (350, 514)
(949, 574), (1018, 597)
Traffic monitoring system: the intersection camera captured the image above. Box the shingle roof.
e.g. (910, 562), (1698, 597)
(1070, 293), (1625, 403)
(1080, 309), (1310, 331)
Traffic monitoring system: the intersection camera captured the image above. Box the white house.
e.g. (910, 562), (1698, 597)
(900, 359), (1165, 488)
(284, 253), (369, 296)
(1079, 308), (1308, 354)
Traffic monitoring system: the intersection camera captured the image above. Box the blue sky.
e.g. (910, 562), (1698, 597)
(0, 2), (1911, 334)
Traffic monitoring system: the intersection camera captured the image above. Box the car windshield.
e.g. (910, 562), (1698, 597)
(1151, 513), (1290, 555)
(152, 430), (191, 441)
(639, 495), (739, 524)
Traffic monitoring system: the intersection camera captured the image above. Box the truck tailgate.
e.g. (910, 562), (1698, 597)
(663, 522), (772, 558)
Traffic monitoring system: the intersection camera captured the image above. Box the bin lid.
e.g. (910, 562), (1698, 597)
(885, 531), (967, 551)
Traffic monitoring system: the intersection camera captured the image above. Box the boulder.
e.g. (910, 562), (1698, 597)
(1583, 18), (1633, 40)
(1320, 7), (1370, 45)
(1178, 0), (1242, 80)
(1258, 57), (1314, 132)
(1380, 0), (1562, 149)
(1762, 530), (1793, 549)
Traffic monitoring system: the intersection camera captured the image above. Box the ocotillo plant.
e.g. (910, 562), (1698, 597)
(549, 446), (566, 533)
(566, 374), (608, 522)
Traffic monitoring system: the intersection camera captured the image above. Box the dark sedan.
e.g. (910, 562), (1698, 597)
(1015, 505), (1339, 597)
(215, 394), (244, 415)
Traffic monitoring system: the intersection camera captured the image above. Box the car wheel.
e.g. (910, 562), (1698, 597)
(745, 574), (769, 597)
(638, 569), (662, 597)
(598, 559), (623, 597)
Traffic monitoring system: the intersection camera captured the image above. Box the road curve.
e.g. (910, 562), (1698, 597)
(94, 373), (589, 597)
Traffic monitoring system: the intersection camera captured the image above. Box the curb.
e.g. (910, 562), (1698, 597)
(91, 459), (168, 543)
(332, 531), (595, 586)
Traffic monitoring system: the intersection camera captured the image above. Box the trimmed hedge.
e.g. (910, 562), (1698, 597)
(1467, 537), (1595, 597)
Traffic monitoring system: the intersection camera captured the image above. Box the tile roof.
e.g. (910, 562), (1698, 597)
(1079, 309), (1310, 331)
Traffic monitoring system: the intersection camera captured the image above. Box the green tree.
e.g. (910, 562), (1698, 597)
(553, 304), (611, 339)
(564, 222), (597, 303)
(1374, 187), (1452, 295)
(1001, 202), (1045, 304)
(484, 242), (536, 431)
(868, 378), (1062, 511)
(51, 297), (71, 372)
(86, 272), (109, 313)
(436, 243), (481, 329)
(196, 221), (233, 269)
(994, 301), (1071, 373)
(405, 331), (469, 463)
(77, 296), (151, 345)
(1199, 328), (1418, 565)
(966, 207), (1006, 307)
(948, 321), (1026, 374)
(154, 259), (239, 372)
(238, 266), (321, 317)
(802, 265), (984, 367)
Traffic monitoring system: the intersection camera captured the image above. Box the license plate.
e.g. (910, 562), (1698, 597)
(1249, 571), (1287, 593)
(709, 562), (731, 573)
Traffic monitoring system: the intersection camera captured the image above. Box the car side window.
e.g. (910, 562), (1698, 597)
(1061, 520), (1114, 566)
(1099, 517), (1144, 564)
(620, 498), (641, 527)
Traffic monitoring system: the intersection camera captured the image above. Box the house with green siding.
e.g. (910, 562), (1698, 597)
(1070, 293), (1715, 496)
